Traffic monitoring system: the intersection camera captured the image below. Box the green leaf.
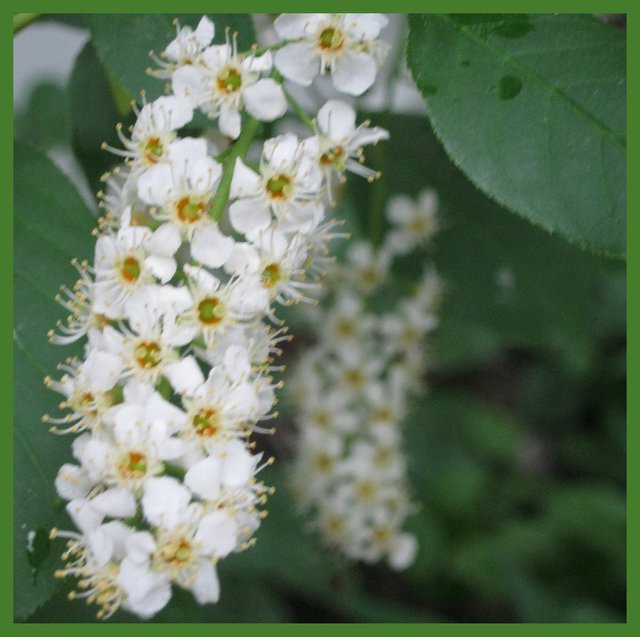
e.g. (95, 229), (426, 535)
(358, 113), (624, 371)
(14, 143), (96, 620)
(406, 14), (626, 258)
(87, 14), (257, 102)
(15, 82), (70, 150)
(68, 41), (135, 193)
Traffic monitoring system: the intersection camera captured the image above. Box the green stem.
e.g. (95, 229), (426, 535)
(270, 68), (316, 132)
(209, 116), (261, 222)
(283, 87), (316, 132)
(13, 13), (41, 34)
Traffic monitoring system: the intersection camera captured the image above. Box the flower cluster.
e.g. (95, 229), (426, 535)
(289, 189), (441, 569)
(45, 15), (389, 619)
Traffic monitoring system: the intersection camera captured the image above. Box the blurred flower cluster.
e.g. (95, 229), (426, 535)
(289, 189), (441, 569)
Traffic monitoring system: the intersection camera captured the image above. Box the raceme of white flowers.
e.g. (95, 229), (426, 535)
(45, 14), (389, 619)
(289, 189), (440, 570)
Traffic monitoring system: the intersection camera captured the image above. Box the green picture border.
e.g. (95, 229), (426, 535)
(3, 0), (636, 633)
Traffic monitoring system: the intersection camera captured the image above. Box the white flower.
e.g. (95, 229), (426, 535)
(160, 16), (215, 71)
(184, 440), (260, 501)
(166, 266), (254, 350)
(344, 240), (390, 293)
(49, 261), (100, 345)
(118, 477), (238, 607)
(108, 96), (194, 170)
(137, 138), (223, 240)
(274, 13), (389, 95)
(51, 521), (135, 619)
(303, 99), (388, 196)
(384, 189), (439, 256)
(225, 227), (313, 306)
(73, 399), (185, 493)
(92, 220), (182, 319)
(172, 38), (286, 139)
(43, 349), (124, 434)
(229, 133), (322, 238)
(169, 364), (262, 451)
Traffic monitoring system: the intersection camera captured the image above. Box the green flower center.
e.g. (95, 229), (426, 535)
(265, 174), (293, 200)
(318, 27), (344, 51)
(320, 146), (344, 167)
(156, 537), (194, 568)
(118, 451), (148, 479)
(192, 407), (220, 437)
(119, 257), (142, 284)
(134, 341), (162, 369)
(261, 263), (282, 288)
(197, 297), (225, 326)
(176, 197), (208, 224)
(217, 67), (243, 93)
(143, 137), (163, 164)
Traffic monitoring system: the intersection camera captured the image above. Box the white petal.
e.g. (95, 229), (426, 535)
(263, 133), (299, 170)
(273, 13), (328, 39)
(244, 50), (272, 73)
(146, 391), (189, 430)
(195, 16), (215, 47)
(222, 344), (251, 380)
(66, 499), (104, 534)
(332, 50), (377, 96)
(185, 456), (223, 501)
(344, 14), (388, 40)
(274, 42), (319, 86)
(195, 510), (238, 557)
(229, 158), (261, 199)
(279, 202), (324, 234)
(243, 79), (287, 122)
(86, 525), (115, 569)
(219, 440), (258, 488)
(161, 313), (199, 348)
(125, 531), (156, 564)
(317, 99), (356, 142)
(386, 195), (415, 224)
(81, 439), (112, 481)
(159, 437), (186, 461)
(156, 284), (193, 314)
(119, 558), (171, 618)
(184, 265), (220, 294)
(55, 464), (92, 500)
(123, 378), (155, 404)
(144, 255), (177, 283)
(171, 65), (208, 107)
(163, 356), (205, 395)
(83, 349), (123, 392)
(219, 107), (241, 140)
(202, 44), (231, 70)
(190, 561), (220, 604)
(350, 125), (389, 148)
(137, 163), (173, 205)
(142, 477), (191, 529)
(166, 136), (208, 168)
(101, 521), (134, 561)
(148, 222), (182, 257)
(224, 242), (260, 275)
(228, 199), (271, 239)
(91, 487), (137, 518)
(191, 225), (235, 268)
(388, 533), (418, 570)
